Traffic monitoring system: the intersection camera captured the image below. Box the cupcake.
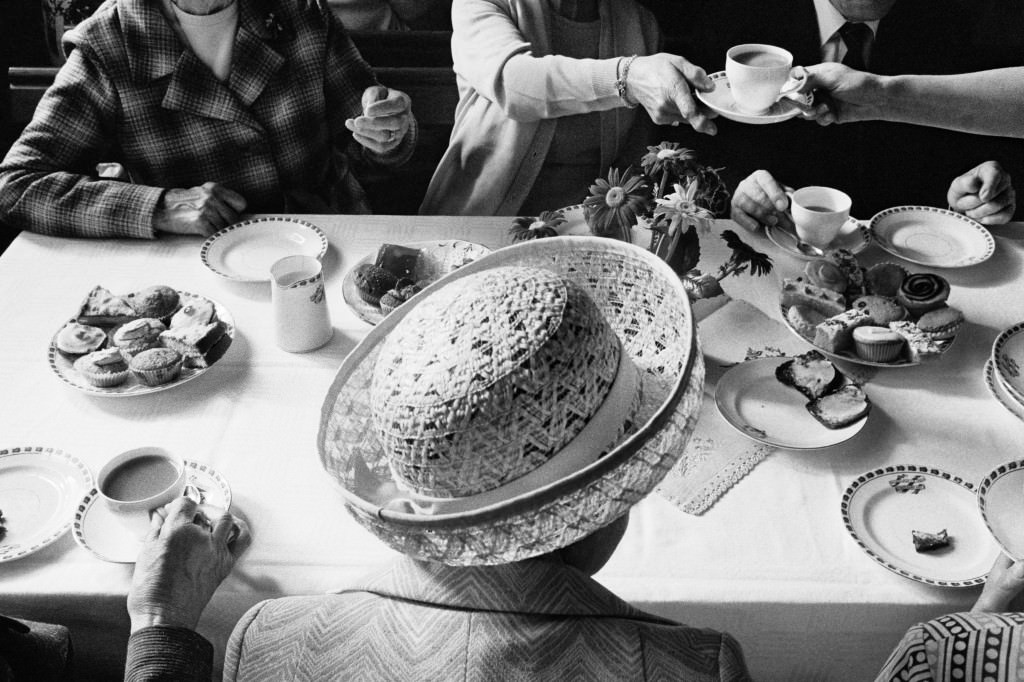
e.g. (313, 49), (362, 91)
(129, 348), (183, 386)
(897, 273), (950, 316)
(853, 326), (906, 362)
(128, 285), (180, 322)
(353, 263), (399, 306)
(803, 259), (847, 294)
(112, 318), (166, 359)
(916, 306), (964, 341)
(850, 295), (907, 325)
(73, 348), (130, 387)
(864, 262), (908, 297)
(378, 280), (422, 315)
(55, 322), (106, 360)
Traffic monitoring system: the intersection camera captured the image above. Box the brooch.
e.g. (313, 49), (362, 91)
(263, 11), (288, 39)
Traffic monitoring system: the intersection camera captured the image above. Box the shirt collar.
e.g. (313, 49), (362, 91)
(813, 0), (880, 51)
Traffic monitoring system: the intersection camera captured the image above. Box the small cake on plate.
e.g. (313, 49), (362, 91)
(379, 280), (422, 315)
(775, 350), (842, 400)
(77, 285), (137, 326)
(129, 348), (184, 386)
(864, 262), (908, 297)
(916, 306), (963, 341)
(781, 278), (846, 317)
(897, 273), (950, 316)
(803, 260), (847, 294)
(353, 263), (399, 306)
(807, 384), (871, 429)
(112, 318), (166, 359)
(814, 308), (871, 353)
(127, 285), (180, 321)
(853, 326), (905, 362)
(851, 295), (907, 325)
(55, 322), (106, 360)
(786, 305), (827, 341)
(73, 347), (129, 387)
(375, 244), (422, 280)
(159, 321), (228, 369)
(889, 321), (942, 361)
(911, 529), (950, 553)
(170, 296), (217, 328)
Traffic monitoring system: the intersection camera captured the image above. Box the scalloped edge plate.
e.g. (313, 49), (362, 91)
(696, 71), (813, 125)
(841, 465), (999, 587)
(985, 359), (1024, 423)
(992, 322), (1024, 408)
(201, 217), (328, 282)
(341, 240), (492, 325)
(869, 206), (995, 268)
(0, 446), (94, 563)
(978, 460), (1024, 561)
(48, 291), (234, 397)
(765, 217), (870, 260)
(72, 460), (231, 563)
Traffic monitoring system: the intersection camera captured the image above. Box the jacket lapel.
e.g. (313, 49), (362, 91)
(229, 0), (285, 108)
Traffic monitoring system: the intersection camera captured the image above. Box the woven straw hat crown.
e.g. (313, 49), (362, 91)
(371, 265), (620, 498)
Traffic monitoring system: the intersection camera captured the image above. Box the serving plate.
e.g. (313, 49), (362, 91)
(714, 356), (867, 449)
(341, 240), (491, 325)
(72, 460), (231, 563)
(992, 322), (1024, 407)
(695, 72), (813, 125)
(978, 460), (1024, 561)
(841, 465), (999, 587)
(869, 206), (995, 268)
(765, 217), (870, 260)
(48, 291), (234, 397)
(201, 217), (329, 282)
(0, 446), (94, 563)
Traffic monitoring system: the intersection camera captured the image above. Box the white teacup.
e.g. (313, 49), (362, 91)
(725, 44), (794, 114)
(98, 447), (187, 537)
(788, 186), (852, 249)
(270, 254), (333, 353)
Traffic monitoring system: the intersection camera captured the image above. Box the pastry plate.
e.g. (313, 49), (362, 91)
(714, 356), (867, 449)
(695, 72), (813, 125)
(779, 302), (954, 368)
(341, 240), (492, 325)
(992, 322), (1024, 407)
(985, 359), (1024, 422)
(841, 465), (999, 587)
(0, 446), (94, 563)
(48, 291), (234, 397)
(869, 206), (995, 268)
(978, 460), (1024, 561)
(72, 460), (231, 563)
(201, 217), (329, 282)
(765, 217), (870, 260)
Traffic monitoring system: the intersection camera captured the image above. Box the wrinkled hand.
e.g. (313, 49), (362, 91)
(791, 62), (884, 126)
(627, 54), (718, 135)
(948, 160), (1016, 225)
(345, 85), (414, 155)
(127, 497), (251, 634)
(152, 182), (247, 237)
(730, 170), (794, 232)
(972, 553), (1024, 613)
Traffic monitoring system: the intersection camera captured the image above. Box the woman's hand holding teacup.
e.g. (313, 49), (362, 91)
(345, 85), (414, 155)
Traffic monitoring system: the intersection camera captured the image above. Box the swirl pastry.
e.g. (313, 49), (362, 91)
(896, 273), (950, 316)
(803, 259), (847, 294)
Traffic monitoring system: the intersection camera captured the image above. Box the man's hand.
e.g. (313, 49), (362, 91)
(626, 54), (718, 135)
(793, 62), (885, 126)
(948, 160), (1016, 225)
(152, 182), (246, 237)
(127, 497), (251, 634)
(730, 169), (793, 232)
(345, 85), (414, 155)
(972, 553), (1024, 613)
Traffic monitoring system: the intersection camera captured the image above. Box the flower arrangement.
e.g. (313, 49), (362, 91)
(509, 142), (772, 300)
(45, 0), (104, 25)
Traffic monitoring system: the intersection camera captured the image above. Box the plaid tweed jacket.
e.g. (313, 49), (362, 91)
(0, 0), (415, 239)
(221, 557), (753, 681)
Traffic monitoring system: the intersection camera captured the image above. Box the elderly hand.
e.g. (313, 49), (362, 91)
(730, 170), (794, 232)
(948, 160), (1016, 225)
(345, 85), (414, 155)
(790, 62), (884, 126)
(626, 54), (718, 135)
(972, 553), (1024, 613)
(152, 182), (247, 237)
(127, 497), (251, 634)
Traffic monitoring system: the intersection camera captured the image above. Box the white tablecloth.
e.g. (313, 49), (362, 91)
(1, 215), (1023, 681)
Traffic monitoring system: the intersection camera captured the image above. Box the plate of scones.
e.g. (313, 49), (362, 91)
(779, 249), (962, 367)
(48, 284), (234, 396)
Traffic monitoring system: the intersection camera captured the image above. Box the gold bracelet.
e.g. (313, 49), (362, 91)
(616, 55), (639, 109)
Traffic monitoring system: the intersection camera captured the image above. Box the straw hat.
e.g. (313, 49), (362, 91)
(318, 237), (704, 566)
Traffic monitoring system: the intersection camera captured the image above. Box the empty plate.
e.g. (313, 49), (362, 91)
(985, 359), (1024, 423)
(696, 72), (813, 125)
(978, 460), (1024, 561)
(842, 465), (999, 587)
(869, 206), (994, 268)
(201, 217), (328, 282)
(992, 322), (1024, 407)
(714, 356), (867, 449)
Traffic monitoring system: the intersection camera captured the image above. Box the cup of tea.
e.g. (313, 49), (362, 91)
(270, 254), (333, 353)
(787, 186), (852, 249)
(98, 447), (187, 515)
(725, 44), (794, 114)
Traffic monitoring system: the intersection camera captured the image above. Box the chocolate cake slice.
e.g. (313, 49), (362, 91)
(775, 350), (843, 400)
(806, 384), (871, 429)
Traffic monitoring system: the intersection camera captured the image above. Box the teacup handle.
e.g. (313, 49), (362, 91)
(778, 66), (807, 99)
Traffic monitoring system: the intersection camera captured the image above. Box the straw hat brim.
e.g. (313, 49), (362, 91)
(318, 237), (705, 566)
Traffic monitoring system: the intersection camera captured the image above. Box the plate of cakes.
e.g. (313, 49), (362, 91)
(779, 249), (962, 367)
(342, 241), (492, 325)
(48, 284), (234, 396)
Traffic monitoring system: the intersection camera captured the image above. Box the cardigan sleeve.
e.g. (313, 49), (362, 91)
(451, 0), (625, 121)
(0, 48), (163, 239)
(124, 626), (213, 682)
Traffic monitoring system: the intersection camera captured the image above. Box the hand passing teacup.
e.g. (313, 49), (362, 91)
(345, 85), (414, 155)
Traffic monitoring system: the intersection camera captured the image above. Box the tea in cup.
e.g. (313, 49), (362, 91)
(787, 186), (852, 249)
(98, 446), (187, 515)
(725, 44), (794, 114)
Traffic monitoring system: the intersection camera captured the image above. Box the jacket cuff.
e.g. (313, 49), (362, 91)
(592, 58), (624, 103)
(125, 626), (213, 682)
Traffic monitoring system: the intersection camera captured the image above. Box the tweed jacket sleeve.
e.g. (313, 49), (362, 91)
(124, 626), (213, 682)
(0, 48), (164, 239)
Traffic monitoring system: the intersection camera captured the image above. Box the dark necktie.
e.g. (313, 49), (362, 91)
(838, 21), (873, 71)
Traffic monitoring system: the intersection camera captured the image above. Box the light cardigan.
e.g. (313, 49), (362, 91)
(419, 0), (659, 216)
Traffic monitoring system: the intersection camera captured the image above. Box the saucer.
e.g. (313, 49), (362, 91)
(992, 322), (1024, 407)
(72, 461), (231, 563)
(201, 217), (328, 282)
(869, 206), (994, 268)
(978, 460), (1024, 561)
(985, 359), (1024, 422)
(765, 217), (870, 260)
(696, 72), (813, 125)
